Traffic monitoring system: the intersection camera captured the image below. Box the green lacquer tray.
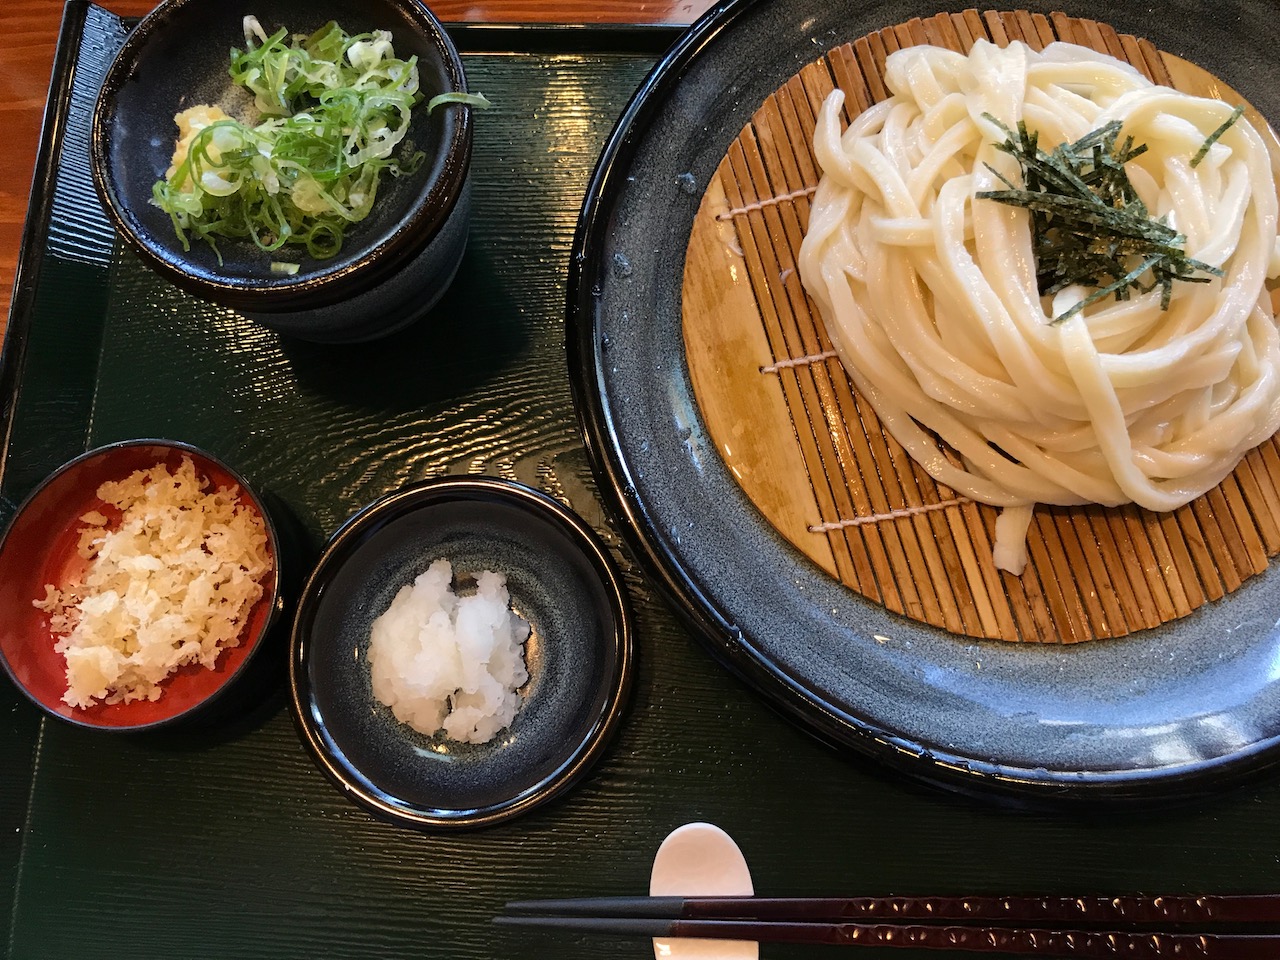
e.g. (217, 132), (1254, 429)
(6, 4), (1280, 959)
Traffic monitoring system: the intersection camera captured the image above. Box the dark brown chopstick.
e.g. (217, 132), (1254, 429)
(494, 915), (1280, 957)
(502, 894), (1280, 926)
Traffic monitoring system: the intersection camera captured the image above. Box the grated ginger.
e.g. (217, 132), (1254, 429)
(33, 456), (272, 709)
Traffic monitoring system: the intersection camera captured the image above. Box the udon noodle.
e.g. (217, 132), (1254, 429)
(798, 39), (1280, 574)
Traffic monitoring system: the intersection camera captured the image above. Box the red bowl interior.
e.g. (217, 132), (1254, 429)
(0, 442), (279, 729)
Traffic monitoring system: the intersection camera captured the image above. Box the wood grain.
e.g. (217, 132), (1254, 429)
(682, 10), (1280, 643)
(13, 26), (1280, 959)
(0, 0), (716, 340)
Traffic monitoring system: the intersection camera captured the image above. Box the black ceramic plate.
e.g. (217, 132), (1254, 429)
(288, 477), (633, 828)
(568, 0), (1280, 801)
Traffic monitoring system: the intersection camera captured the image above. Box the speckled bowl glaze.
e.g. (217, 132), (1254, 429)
(0, 440), (284, 732)
(288, 476), (634, 829)
(90, 0), (474, 342)
(568, 0), (1280, 802)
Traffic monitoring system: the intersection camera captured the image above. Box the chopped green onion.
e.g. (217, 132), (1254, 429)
(151, 18), (484, 266)
(270, 261), (300, 275)
(976, 114), (1224, 324)
(425, 91), (492, 112)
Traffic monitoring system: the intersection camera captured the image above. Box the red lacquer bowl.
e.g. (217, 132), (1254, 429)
(0, 440), (283, 730)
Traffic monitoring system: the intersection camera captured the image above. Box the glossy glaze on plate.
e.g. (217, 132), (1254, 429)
(568, 0), (1280, 800)
(680, 16), (1280, 646)
(288, 476), (634, 828)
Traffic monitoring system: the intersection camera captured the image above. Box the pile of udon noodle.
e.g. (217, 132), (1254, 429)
(798, 39), (1280, 575)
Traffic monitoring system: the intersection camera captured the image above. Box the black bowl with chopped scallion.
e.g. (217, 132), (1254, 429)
(90, 0), (479, 341)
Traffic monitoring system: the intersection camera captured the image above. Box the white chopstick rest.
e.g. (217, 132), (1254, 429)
(649, 823), (757, 960)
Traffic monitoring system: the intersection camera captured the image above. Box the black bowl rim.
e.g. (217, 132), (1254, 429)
(89, 0), (473, 313)
(564, 0), (1280, 806)
(287, 475), (635, 830)
(0, 437), (286, 732)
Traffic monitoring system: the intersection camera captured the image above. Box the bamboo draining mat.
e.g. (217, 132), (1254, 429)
(681, 9), (1280, 644)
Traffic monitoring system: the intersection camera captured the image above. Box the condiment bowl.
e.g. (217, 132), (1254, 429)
(289, 476), (634, 829)
(90, 0), (474, 342)
(0, 440), (284, 731)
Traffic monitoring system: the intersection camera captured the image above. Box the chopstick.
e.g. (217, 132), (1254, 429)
(502, 893), (1280, 925)
(494, 916), (1280, 957)
(495, 895), (1280, 958)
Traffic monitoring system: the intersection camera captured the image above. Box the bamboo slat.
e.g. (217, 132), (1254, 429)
(680, 9), (1279, 643)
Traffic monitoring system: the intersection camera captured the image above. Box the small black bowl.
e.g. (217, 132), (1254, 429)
(91, 0), (474, 341)
(289, 477), (634, 829)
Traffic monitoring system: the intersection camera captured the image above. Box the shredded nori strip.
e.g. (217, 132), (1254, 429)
(1191, 104), (1245, 168)
(975, 114), (1225, 324)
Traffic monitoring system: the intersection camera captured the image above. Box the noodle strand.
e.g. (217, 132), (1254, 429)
(798, 40), (1280, 574)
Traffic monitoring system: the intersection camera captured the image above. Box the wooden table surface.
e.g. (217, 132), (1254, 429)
(0, 0), (716, 337)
